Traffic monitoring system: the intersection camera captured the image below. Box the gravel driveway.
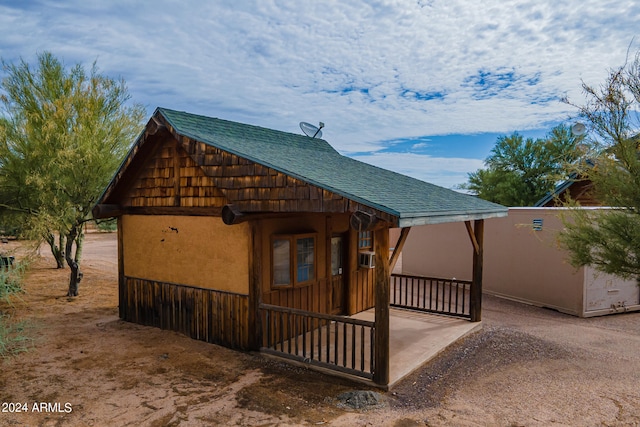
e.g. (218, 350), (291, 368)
(336, 293), (640, 426)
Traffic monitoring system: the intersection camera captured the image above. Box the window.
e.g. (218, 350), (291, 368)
(272, 239), (291, 286)
(271, 233), (316, 287)
(296, 237), (315, 282)
(358, 231), (373, 251)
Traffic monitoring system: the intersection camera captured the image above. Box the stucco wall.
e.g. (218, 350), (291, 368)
(401, 208), (586, 315)
(121, 215), (250, 294)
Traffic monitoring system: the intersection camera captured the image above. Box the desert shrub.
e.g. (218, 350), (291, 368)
(95, 218), (117, 232)
(0, 315), (31, 356)
(0, 257), (28, 304)
(0, 257), (31, 356)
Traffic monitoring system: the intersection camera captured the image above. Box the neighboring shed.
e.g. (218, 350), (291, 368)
(93, 107), (507, 386)
(400, 207), (640, 317)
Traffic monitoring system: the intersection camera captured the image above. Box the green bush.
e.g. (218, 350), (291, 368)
(95, 218), (117, 232)
(0, 257), (31, 357)
(0, 315), (31, 356)
(0, 258), (28, 304)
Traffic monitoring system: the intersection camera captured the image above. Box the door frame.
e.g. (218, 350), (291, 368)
(330, 232), (347, 314)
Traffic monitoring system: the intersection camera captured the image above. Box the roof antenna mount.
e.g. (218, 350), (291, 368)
(300, 121), (324, 138)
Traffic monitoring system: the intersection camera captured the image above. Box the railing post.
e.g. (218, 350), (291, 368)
(373, 227), (390, 386)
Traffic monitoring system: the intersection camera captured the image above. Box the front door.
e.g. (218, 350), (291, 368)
(330, 235), (345, 314)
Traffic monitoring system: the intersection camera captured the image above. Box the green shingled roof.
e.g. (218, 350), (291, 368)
(158, 107), (506, 227)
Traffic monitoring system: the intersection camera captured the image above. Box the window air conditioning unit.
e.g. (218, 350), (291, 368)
(358, 251), (375, 269)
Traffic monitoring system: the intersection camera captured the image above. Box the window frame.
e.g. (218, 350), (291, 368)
(270, 233), (317, 288)
(358, 230), (373, 251)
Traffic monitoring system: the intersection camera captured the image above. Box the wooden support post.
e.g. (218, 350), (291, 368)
(389, 227), (411, 273)
(117, 218), (125, 320)
(248, 221), (263, 350)
(373, 227), (390, 386)
(470, 219), (484, 322)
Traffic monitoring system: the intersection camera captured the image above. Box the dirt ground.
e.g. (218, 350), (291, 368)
(1, 232), (640, 426)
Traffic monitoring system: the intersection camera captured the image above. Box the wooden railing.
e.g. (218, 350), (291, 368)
(259, 303), (375, 380)
(390, 274), (471, 319)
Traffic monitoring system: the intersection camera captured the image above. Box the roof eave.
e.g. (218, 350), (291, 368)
(397, 208), (508, 228)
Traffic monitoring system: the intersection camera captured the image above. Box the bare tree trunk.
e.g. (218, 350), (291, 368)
(65, 226), (83, 297)
(45, 231), (65, 269)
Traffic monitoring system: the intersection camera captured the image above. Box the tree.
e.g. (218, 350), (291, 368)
(460, 125), (584, 206)
(0, 52), (145, 296)
(558, 51), (640, 280)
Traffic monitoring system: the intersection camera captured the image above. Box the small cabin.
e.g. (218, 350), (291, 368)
(94, 108), (507, 386)
(535, 161), (598, 207)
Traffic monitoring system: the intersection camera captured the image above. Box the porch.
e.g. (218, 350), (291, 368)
(259, 274), (481, 388)
(354, 307), (480, 387)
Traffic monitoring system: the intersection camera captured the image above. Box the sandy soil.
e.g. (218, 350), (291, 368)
(1, 232), (640, 426)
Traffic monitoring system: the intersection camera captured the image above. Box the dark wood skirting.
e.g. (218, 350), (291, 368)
(120, 277), (250, 350)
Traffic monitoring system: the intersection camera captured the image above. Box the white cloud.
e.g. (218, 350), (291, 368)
(351, 152), (484, 189)
(0, 0), (638, 157)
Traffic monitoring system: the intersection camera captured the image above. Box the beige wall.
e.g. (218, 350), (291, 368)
(401, 209), (586, 315)
(122, 215), (250, 294)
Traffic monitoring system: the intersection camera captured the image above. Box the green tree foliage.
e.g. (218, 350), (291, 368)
(0, 52), (144, 295)
(558, 52), (640, 280)
(460, 125), (584, 206)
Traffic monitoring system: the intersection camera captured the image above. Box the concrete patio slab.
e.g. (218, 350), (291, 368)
(352, 308), (481, 387)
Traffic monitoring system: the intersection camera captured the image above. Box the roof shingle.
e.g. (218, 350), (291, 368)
(158, 107), (507, 226)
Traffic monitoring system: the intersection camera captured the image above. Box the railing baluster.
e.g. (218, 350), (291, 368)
(370, 326), (375, 374)
(265, 310), (270, 348)
(360, 326), (365, 372)
(343, 322), (347, 367)
(333, 321), (339, 365)
(464, 283), (468, 314)
(310, 317), (315, 361)
(318, 319), (322, 362)
(351, 324), (356, 369)
(325, 320), (330, 363)
(302, 315), (307, 358)
(411, 277), (415, 307)
(277, 310), (281, 351)
(294, 313), (299, 356)
(391, 276), (396, 304)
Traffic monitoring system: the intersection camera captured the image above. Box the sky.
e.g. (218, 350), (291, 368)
(0, 0), (639, 189)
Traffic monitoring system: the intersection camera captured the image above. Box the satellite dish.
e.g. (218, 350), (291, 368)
(300, 121), (324, 138)
(571, 122), (586, 136)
